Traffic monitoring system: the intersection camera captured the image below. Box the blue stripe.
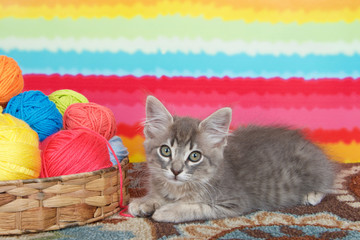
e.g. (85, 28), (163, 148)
(2, 50), (359, 78)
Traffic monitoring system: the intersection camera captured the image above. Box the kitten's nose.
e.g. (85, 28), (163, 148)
(171, 168), (183, 176)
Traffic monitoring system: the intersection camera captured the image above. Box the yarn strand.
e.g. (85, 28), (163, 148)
(85, 127), (132, 217)
(78, 127), (132, 217)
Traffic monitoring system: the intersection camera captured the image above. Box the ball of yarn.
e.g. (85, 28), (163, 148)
(0, 55), (24, 107)
(4, 90), (63, 141)
(108, 136), (128, 165)
(0, 107), (41, 180)
(40, 128), (113, 178)
(63, 102), (116, 140)
(48, 89), (89, 115)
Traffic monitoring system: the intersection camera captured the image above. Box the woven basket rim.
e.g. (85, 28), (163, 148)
(0, 157), (129, 186)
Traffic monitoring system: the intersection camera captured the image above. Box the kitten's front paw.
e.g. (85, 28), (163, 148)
(128, 198), (158, 218)
(152, 205), (180, 223)
(303, 192), (325, 206)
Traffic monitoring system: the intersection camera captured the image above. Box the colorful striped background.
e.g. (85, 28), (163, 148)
(1, 0), (359, 163)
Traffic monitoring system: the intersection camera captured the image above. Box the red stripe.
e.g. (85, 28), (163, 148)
(116, 122), (360, 143)
(304, 128), (360, 144)
(23, 74), (360, 95)
(117, 122), (144, 138)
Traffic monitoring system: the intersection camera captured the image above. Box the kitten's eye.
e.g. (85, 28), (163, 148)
(188, 151), (202, 162)
(160, 145), (172, 157)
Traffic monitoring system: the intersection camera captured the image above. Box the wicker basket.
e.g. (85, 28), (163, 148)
(0, 157), (130, 235)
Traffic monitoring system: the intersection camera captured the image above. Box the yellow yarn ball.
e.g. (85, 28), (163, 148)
(0, 107), (41, 181)
(49, 89), (89, 115)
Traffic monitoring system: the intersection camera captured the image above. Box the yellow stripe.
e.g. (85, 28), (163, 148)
(320, 142), (360, 164)
(2, 0), (360, 12)
(120, 135), (146, 163)
(1, 3), (359, 23)
(129, 153), (147, 163)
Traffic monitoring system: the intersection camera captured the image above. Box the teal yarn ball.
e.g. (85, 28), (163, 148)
(4, 90), (63, 141)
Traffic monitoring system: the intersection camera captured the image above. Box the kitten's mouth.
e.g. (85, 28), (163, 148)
(164, 170), (187, 184)
(168, 176), (185, 185)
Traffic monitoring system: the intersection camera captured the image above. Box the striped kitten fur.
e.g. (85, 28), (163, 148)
(129, 96), (335, 223)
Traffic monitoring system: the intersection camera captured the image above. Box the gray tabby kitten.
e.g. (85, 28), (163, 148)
(129, 96), (335, 223)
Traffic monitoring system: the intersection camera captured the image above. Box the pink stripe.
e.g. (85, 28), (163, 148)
(152, 91), (360, 110)
(106, 103), (145, 126)
(108, 103), (360, 130)
(80, 89), (146, 105)
(73, 89), (360, 110)
(230, 107), (359, 129)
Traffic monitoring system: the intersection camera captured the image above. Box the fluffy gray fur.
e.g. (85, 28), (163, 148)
(129, 96), (336, 223)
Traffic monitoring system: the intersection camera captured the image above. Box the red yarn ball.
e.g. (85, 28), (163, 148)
(40, 128), (112, 178)
(63, 102), (117, 140)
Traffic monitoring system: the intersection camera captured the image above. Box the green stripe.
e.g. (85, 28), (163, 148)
(1, 16), (359, 42)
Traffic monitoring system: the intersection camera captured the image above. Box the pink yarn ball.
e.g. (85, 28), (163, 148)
(40, 128), (112, 178)
(63, 102), (117, 140)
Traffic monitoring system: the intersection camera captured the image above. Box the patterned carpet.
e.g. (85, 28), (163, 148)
(3, 163), (360, 240)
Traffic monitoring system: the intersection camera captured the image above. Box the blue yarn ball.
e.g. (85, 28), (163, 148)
(4, 90), (63, 141)
(108, 136), (128, 165)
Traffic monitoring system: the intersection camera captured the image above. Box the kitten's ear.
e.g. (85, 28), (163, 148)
(144, 96), (173, 138)
(199, 108), (232, 147)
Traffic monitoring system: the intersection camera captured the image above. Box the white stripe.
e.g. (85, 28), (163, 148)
(346, 202), (360, 208)
(19, 68), (360, 79)
(337, 195), (356, 202)
(1, 37), (360, 56)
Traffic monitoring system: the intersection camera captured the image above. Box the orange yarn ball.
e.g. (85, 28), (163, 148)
(0, 56), (24, 107)
(63, 102), (117, 140)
